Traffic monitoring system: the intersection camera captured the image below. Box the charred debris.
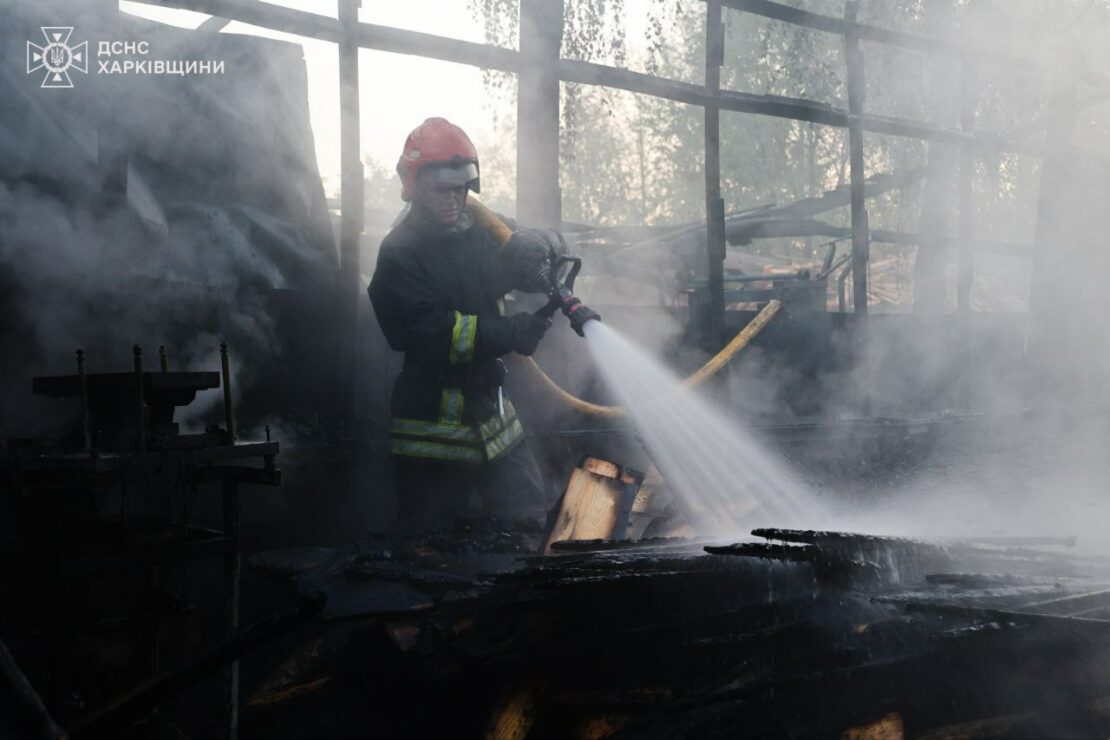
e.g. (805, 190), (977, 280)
(240, 512), (1110, 739)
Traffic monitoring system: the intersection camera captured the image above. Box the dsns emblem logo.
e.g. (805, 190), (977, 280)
(27, 27), (88, 89)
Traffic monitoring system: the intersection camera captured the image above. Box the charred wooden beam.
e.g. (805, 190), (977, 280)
(549, 536), (696, 553)
(752, 528), (936, 547)
(704, 542), (816, 561)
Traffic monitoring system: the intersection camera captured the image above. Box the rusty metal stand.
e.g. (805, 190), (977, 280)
(1, 358), (280, 738)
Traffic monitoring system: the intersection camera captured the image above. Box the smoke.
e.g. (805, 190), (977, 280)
(0, 0), (335, 438)
(533, 0), (1110, 553)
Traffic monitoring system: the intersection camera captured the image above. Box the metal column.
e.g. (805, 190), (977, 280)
(338, 0), (363, 410)
(517, 0), (564, 228)
(843, 2), (869, 315)
(704, 0), (727, 347)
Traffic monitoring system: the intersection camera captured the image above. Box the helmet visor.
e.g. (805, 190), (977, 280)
(422, 162), (479, 189)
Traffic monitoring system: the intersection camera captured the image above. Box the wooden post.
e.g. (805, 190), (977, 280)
(704, 0), (727, 347)
(517, 0), (564, 228)
(339, 0), (363, 411)
(844, 2), (869, 315)
(222, 479), (241, 740)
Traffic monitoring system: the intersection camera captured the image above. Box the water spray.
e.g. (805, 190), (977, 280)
(464, 197), (824, 532)
(467, 197), (784, 418)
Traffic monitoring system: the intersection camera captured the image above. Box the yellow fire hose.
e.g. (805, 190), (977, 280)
(468, 198), (782, 418)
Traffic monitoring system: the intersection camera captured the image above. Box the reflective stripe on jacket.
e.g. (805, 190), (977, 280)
(389, 397), (524, 465)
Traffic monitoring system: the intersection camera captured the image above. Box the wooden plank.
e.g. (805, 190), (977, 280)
(541, 458), (642, 554)
(842, 711), (904, 740)
(580, 457), (640, 486)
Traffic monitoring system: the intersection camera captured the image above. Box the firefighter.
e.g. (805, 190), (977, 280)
(369, 117), (561, 530)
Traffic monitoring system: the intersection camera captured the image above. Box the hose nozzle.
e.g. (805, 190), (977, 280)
(558, 288), (601, 337)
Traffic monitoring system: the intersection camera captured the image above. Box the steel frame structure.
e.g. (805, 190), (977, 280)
(129, 0), (1074, 361)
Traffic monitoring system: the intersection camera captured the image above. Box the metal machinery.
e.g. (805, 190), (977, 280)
(0, 345), (281, 738)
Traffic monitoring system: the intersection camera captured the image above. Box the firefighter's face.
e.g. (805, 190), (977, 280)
(415, 178), (468, 226)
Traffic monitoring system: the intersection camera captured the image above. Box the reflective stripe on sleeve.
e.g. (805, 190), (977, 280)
(449, 311), (478, 365)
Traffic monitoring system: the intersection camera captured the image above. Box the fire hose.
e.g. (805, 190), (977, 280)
(468, 198), (782, 418)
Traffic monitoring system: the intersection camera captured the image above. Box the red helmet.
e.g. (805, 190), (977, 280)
(396, 117), (481, 202)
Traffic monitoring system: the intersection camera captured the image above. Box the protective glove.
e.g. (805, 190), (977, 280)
(501, 229), (566, 294)
(559, 293), (602, 337)
(508, 311), (551, 356)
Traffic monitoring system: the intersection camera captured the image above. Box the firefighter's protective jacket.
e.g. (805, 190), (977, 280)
(368, 208), (525, 466)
